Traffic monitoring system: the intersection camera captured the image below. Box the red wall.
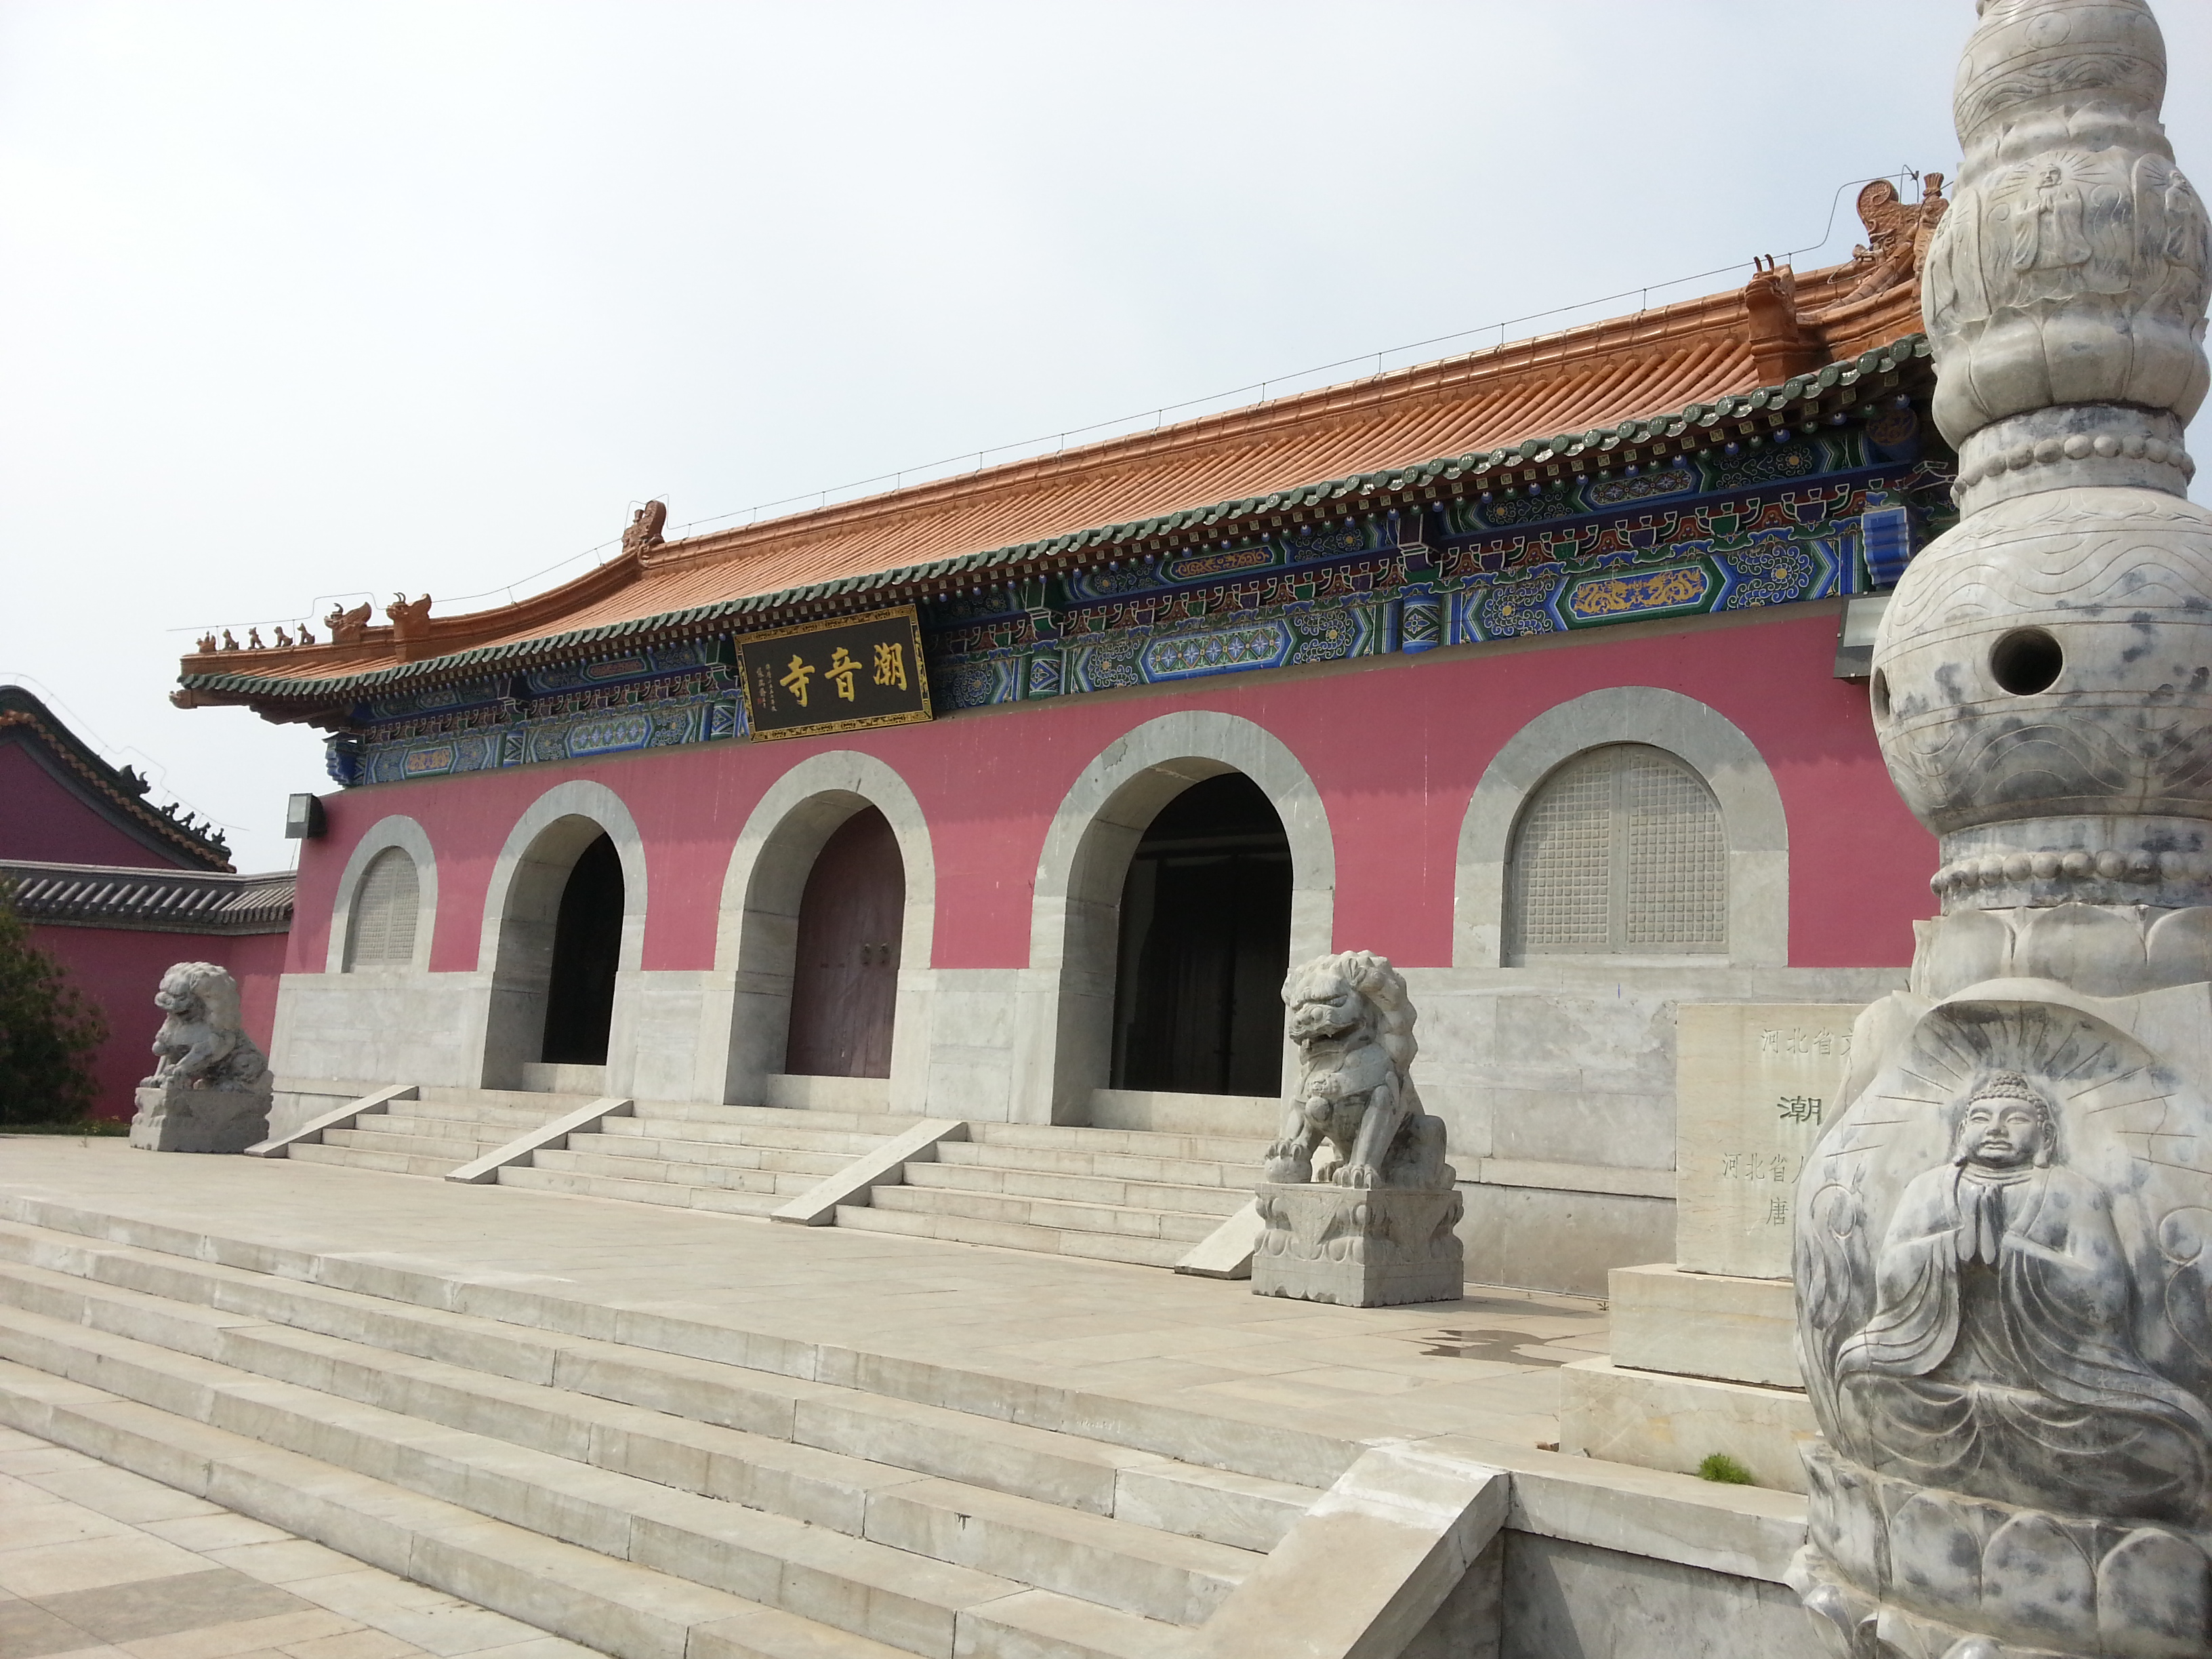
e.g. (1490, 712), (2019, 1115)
(289, 606), (1936, 981)
(0, 743), (190, 869)
(29, 924), (287, 1122)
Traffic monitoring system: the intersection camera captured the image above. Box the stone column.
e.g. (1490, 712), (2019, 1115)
(1790, 4), (2212, 1656)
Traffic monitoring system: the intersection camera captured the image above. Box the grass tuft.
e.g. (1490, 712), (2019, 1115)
(1697, 1452), (1756, 1486)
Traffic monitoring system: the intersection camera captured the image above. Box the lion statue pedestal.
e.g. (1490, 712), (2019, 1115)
(128, 962), (272, 1154)
(1252, 951), (1463, 1308)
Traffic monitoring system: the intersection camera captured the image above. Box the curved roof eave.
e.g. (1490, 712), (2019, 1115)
(180, 333), (1931, 707)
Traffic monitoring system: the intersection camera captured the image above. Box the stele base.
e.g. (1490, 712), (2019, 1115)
(1250, 1181), (1465, 1308)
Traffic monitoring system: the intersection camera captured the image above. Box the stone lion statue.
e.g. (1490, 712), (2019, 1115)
(130, 962), (272, 1153)
(1263, 950), (1452, 1191)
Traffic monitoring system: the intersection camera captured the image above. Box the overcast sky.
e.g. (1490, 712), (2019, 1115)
(3, 1), (2208, 874)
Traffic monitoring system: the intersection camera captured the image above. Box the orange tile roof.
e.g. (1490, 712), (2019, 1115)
(179, 255), (1931, 708)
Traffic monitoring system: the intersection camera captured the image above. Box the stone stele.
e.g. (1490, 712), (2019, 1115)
(1676, 1004), (1858, 1280)
(1790, 4), (2212, 1657)
(1254, 950), (1462, 1307)
(129, 961), (272, 1154)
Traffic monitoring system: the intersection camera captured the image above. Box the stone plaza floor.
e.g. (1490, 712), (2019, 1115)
(0, 1138), (1608, 1458)
(0, 1427), (594, 1659)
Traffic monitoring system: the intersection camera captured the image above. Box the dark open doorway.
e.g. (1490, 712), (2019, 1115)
(1111, 773), (1292, 1096)
(785, 807), (905, 1078)
(540, 832), (623, 1065)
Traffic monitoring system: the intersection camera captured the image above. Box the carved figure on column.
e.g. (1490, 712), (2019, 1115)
(128, 962), (272, 1153)
(1253, 951), (1462, 1307)
(1791, 5), (2212, 1656)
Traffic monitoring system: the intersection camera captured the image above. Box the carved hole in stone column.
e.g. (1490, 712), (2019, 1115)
(1990, 628), (2063, 696)
(1870, 669), (1891, 722)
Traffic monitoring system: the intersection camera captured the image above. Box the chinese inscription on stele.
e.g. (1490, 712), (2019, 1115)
(735, 605), (934, 743)
(1675, 1004), (1860, 1279)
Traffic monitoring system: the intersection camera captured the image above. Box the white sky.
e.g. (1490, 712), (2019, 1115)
(3, 1), (2207, 874)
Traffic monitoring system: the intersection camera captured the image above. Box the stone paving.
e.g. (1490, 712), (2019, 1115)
(0, 1428), (597, 1659)
(0, 1138), (1606, 1454)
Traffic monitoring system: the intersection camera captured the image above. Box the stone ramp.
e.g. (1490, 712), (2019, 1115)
(836, 1123), (1270, 1268)
(0, 1210), (1313, 1659)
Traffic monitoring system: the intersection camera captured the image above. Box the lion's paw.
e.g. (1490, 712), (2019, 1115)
(1332, 1164), (1380, 1189)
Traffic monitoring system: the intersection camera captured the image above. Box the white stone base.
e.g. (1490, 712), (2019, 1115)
(1088, 1087), (1276, 1136)
(519, 1061), (608, 1095)
(1250, 1182), (1465, 1307)
(127, 1082), (271, 1154)
(1608, 1263), (1799, 1388)
(1556, 1357), (1816, 1493)
(762, 1072), (891, 1113)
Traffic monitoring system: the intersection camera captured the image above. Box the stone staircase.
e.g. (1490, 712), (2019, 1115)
(286, 1087), (600, 1177)
(0, 1209), (1323, 1659)
(497, 1101), (924, 1217)
(835, 1124), (1269, 1268)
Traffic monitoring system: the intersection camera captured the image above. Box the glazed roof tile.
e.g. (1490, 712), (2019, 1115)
(2, 859), (294, 934)
(178, 260), (1934, 709)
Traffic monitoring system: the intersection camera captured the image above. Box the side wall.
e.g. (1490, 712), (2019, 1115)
(28, 924), (286, 1122)
(271, 602), (1930, 1292)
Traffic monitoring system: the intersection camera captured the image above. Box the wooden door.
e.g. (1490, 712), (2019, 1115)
(1110, 775), (1292, 1096)
(784, 808), (905, 1078)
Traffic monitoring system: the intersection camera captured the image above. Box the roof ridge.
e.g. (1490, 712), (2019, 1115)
(176, 329), (1931, 706)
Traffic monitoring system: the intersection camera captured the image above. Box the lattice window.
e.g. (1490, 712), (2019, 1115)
(1508, 745), (1726, 960)
(345, 847), (420, 972)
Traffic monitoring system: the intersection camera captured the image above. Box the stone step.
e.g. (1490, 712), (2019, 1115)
(901, 1161), (1249, 1217)
(867, 1187), (1221, 1245)
(583, 1126), (853, 1176)
(527, 1147), (819, 1196)
(417, 1087), (603, 1114)
(967, 1124), (1272, 1164)
(391, 1097), (577, 1129)
(600, 1120), (902, 1158)
(934, 1141), (1255, 1189)
(0, 1355), (1136, 1659)
(493, 1167), (788, 1216)
(832, 1204), (1193, 1270)
(287, 1142), (456, 1179)
(0, 1275), (1255, 1633)
(369, 1112), (531, 1143)
(0, 1216), (1317, 1551)
(628, 1100), (927, 1137)
(319, 1126), (501, 1163)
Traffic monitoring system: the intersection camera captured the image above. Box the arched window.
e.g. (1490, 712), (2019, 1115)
(345, 847), (420, 971)
(1507, 744), (1725, 960)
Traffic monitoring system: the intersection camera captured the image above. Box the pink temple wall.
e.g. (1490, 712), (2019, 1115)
(29, 925), (287, 1122)
(284, 606), (1936, 980)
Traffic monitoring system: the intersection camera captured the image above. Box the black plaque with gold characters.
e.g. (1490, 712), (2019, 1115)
(735, 605), (933, 742)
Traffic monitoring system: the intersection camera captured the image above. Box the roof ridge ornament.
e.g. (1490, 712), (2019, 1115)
(622, 499), (668, 558)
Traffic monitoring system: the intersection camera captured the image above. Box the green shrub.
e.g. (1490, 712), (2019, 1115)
(0, 880), (108, 1127)
(1697, 1452), (1756, 1486)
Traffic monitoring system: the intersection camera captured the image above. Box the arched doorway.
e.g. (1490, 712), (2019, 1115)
(541, 832), (624, 1066)
(1110, 773), (1292, 1096)
(784, 806), (905, 1078)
